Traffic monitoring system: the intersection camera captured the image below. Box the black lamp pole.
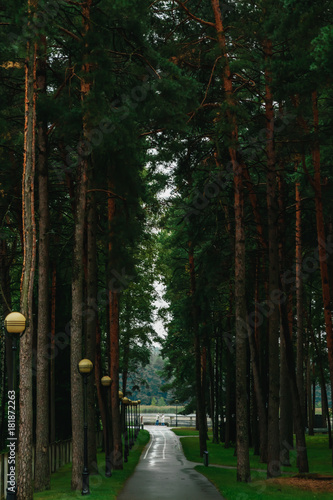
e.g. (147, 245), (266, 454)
(6, 334), (17, 500)
(78, 359), (93, 496)
(122, 398), (129, 462)
(175, 400), (179, 427)
(5, 312), (26, 500)
(101, 376), (112, 478)
(82, 374), (89, 494)
(129, 403), (133, 449)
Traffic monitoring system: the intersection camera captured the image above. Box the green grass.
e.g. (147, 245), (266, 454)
(171, 427), (213, 438)
(34, 430), (150, 500)
(195, 466), (333, 500)
(175, 431), (333, 499)
(178, 432), (333, 475)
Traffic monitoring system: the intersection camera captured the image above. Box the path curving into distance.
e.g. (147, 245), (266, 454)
(117, 426), (225, 500)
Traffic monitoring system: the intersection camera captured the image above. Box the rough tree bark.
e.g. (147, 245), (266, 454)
(263, 38), (281, 479)
(86, 190), (97, 471)
(17, 25), (37, 500)
(210, 0), (250, 481)
(71, 0), (92, 489)
(108, 189), (123, 469)
(189, 240), (207, 457)
(311, 91), (333, 466)
(295, 164), (305, 423)
(34, 33), (50, 493)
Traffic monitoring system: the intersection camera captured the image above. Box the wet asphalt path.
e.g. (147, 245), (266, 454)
(117, 426), (225, 500)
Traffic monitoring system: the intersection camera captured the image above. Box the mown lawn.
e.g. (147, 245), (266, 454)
(195, 466), (333, 500)
(177, 432), (333, 475)
(171, 430), (333, 499)
(34, 430), (150, 500)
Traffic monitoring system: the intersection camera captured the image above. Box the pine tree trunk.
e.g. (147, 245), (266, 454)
(70, 157), (87, 490)
(86, 191), (97, 471)
(307, 358), (314, 435)
(213, 334), (220, 444)
(17, 35), (37, 500)
(210, 0), (250, 481)
(34, 33), (50, 493)
(50, 265), (56, 444)
(311, 91), (333, 465)
(307, 316), (332, 447)
(71, 0), (93, 488)
(107, 191), (123, 469)
(263, 38), (281, 479)
(280, 288), (309, 472)
(295, 168), (305, 423)
(189, 240), (207, 457)
(248, 321), (268, 463)
(278, 168), (293, 466)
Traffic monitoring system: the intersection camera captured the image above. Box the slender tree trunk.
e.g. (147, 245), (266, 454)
(263, 38), (281, 479)
(34, 33), (50, 492)
(248, 322), (268, 463)
(17, 32), (37, 500)
(295, 167), (305, 423)
(311, 91), (333, 466)
(210, 0), (250, 481)
(108, 190), (123, 469)
(278, 168), (293, 466)
(307, 357), (314, 435)
(71, 0), (92, 488)
(70, 159), (87, 490)
(280, 285), (309, 472)
(307, 314), (332, 447)
(86, 191), (97, 471)
(213, 333), (220, 444)
(50, 264), (56, 443)
(189, 240), (207, 457)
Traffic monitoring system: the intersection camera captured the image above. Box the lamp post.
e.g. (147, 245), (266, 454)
(128, 400), (134, 449)
(137, 400), (141, 431)
(78, 359), (94, 495)
(4, 312), (26, 500)
(101, 376), (112, 478)
(122, 397), (130, 462)
(118, 391), (123, 448)
(133, 401), (138, 440)
(175, 400), (179, 427)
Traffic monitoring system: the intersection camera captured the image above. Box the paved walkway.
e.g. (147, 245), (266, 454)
(117, 426), (225, 500)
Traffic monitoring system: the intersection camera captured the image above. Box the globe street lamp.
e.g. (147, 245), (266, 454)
(78, 359), (94, 495)
(101, 376), (112, 478)
(4, 312), (26, 500)
(122, 397), (130, 462)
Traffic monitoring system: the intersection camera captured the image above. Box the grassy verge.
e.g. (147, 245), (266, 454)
(34, 430), (150, 500)
(177, 432), (333, 475)
(171, 427), (213, 438)
(173, 430), (333, 499)
(195, 466), (333, 500)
